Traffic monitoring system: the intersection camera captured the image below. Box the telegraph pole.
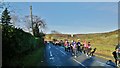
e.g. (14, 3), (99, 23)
(30, 5), (33, 35)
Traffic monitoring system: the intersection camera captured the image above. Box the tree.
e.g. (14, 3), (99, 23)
(10, 14), (19, 27)
(1, 8), (11, 26)
(33, 23), (39, 36)
(0, 2), (17, 26)
(24, 15), (46, 36)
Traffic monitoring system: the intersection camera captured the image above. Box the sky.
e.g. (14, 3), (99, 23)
(3, 0), (120, 2)
(8, 2), (118, 34)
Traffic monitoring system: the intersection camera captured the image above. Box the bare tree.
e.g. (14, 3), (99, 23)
(23, 15), (46, 35)
(10, 14), (20, 27)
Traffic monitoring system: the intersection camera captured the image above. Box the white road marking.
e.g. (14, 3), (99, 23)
(49, 57), (54, 59)
(55, 47), (67, 55)
(49, 51), (55, 61)
(59, 50), (67, 55)
(50, 51), (53, 57)
(73, 59), (87, 68)
(48, 45), (51, 49)
(49, 45), (112, 67)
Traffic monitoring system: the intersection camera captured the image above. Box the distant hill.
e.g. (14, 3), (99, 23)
(45, 29), (119, 41)
(45, 29), (120, 58)
(51, 30), (62, 34)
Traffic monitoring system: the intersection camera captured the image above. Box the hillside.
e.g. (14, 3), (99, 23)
(45, 29), (120, 58)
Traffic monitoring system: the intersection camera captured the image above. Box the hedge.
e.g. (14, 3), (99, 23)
(2, 25), (45, 66)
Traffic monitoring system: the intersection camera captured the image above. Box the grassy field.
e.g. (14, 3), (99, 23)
(45, 29), (119, 59)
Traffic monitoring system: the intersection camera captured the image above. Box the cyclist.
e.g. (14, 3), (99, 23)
(83, 40), (88, 55)
(64, 40), (68, 52)
(87, 42), (92, 56)
(112, 44), (120, 67)
(77, 39), (82, 53)
(70, 41), (74, 54)
(67, 41), (71, 52)
(71, 40), (77, 58)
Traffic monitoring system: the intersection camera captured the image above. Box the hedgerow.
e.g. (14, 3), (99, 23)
(2, 25), (45, 66)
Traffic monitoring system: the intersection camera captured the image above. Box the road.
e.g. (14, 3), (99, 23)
(39, 43), (116, 68)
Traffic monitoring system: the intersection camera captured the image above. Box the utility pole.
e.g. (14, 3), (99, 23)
(30, 5), (33, 35)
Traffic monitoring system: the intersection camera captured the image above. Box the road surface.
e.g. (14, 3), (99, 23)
(39, 43), (116, 68)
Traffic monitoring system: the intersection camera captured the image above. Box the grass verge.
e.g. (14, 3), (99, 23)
(22, 46), (45, 66)
(10, 45), (45, 67)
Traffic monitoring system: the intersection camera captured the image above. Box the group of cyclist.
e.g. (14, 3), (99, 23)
(48, 39), (120, 67)
(63, 39), (96, 58)
(63, 40), (120, 67)
(46, 39), (120, 67)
